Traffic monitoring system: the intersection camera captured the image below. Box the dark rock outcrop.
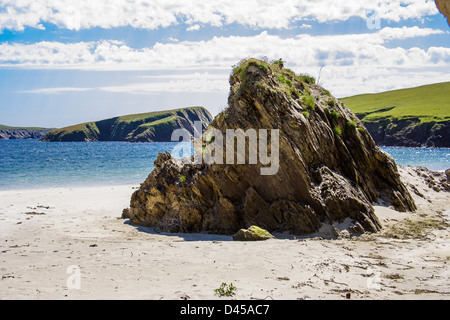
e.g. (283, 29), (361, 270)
(0, 128), (52, 140)
(412, 167), (450, 192)
(123, 58), (416, 235)
(42, 107), (213, 142)
(362, 118), (450, 147)
(342, 81), (450, 148)
(436, 0), (450, 27)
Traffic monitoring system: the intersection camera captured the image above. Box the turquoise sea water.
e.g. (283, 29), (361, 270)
(381, 147), (449, 172)
(0, 139), (182, 190)
(0, 140), (449, 190)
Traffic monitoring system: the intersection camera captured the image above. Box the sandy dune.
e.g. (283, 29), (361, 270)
(0, 167), (449, 300)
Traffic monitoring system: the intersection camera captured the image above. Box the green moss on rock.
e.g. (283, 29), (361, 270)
(232, 225), (275, 241)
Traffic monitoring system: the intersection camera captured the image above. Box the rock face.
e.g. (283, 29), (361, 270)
(412, 167), (450, 192)
(436, 0), (450, 27)
(42, 107), (213, 142)
(341, 81), (450, 148)
(0, 128), (52, 140)
(362, 119), (450, 147)
(124, 58), (416, 235)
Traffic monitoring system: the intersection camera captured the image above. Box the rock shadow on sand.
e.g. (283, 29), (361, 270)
(123, 219), (233, 242)
(123, 219), (367, 242)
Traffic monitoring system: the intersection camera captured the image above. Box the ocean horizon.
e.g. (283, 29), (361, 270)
(0, 139), (449, 191)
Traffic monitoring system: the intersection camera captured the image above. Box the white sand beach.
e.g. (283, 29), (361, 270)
(0, 166), (449, 300)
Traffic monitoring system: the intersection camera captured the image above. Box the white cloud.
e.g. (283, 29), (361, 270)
(0, 27), (445, 70)
(0, 0), (440, 31)
(186, 24), (200, 32)
(2, 27), (449, 97)
(18, 72), (229, 95)
(315, 66), (450, 97)
(140, 72), (227, 81)
(100, 72), (228, 94)
(18, 87), (92, 94)
(377, 26), (448, 40)
(299, 24), (312, 29)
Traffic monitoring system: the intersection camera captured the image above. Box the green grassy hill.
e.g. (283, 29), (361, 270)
(340, 82), (450, 147)
(0, 124), (50, 130)
(341, 82), (450, 123)
(42, 107), (213, 142)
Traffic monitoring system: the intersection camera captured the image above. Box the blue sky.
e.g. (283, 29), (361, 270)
(0, 0), (449, 128)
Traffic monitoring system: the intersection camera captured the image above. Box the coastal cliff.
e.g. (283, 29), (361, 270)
(342, 82), (450, 147)
(360, 118), (450, 147)
(42, 107), (213, 142)
(0, 126), (52, 140)
(123, 58), (416, 236)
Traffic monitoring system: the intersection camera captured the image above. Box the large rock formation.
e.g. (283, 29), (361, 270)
(123, 58), (416, 235)
(436, 0), (450, 27)
(42, 107), (213, 142)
